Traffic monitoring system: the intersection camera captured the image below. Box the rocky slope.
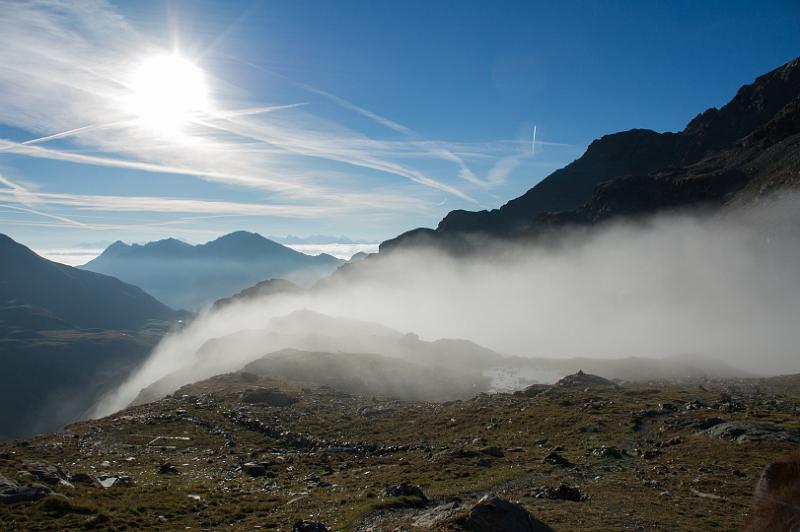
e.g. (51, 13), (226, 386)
(1, 371), (798, 530)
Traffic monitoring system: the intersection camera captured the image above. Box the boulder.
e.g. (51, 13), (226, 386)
(412, 501), (462, 527)
(96, 474), (132, 488)
(0, 474), (51, 504)
(700, 422), (800, 444)
(24, 462), (66, 485)
(68, 473), (102, 487)
(292, 520), (330, 532)
(386, 482), (427, 501)
(157, 463), (179, 474)
(242, 462), (267, 477)
(463, 496), (553, 532)
(532, 484), (586, 501)
(543, 451), (573, 468)
(556, 370), (618, 389)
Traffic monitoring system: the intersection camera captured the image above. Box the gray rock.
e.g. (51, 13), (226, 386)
(24, 462), (65, 485)
(0, 474), (51, 504)
(556, 370), (618, 389)
(543, 451), (573, 468)
(700, 422), (800, 443)
(68, 473), (102, 487)
(463, 496), (553, 532)
(242, 462), (267, 477)
(412, 501), (462, 527)
(292, 520), (330, 532)
(97, 474), (132, 488)
(532, 484), (586, 501)
(385, 482), (427, 501)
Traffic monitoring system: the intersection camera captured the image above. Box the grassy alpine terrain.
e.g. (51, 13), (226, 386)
(1, 371), (799, 531)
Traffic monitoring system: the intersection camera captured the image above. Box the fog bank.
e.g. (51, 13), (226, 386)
(96, 194), (800, 416)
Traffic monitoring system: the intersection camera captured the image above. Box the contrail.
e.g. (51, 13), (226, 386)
(0, 120), (135, 152)
(532, 125), (537, 155)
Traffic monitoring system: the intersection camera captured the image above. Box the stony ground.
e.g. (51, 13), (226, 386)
(1, 371), (799, 531)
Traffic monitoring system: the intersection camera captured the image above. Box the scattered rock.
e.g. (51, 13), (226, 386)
(24, 463), (65, 485)
(700, 422), (800, 443)
(158, 463), (179, 474)
(692, 417), (725, 430)
(462, 496), (553, 532)
(97, 474), (132, 488)
(639, 449), (662, 460)
(556, 370), (618, 389)
(590, 446), (625, 459)
(480, 446), (505, 458)
(292, 519), (330, 532)
(386, 482), (427, 501)
(0, 474), (51, 504)
(532, 484), (587, 501)
(412, 501), (462, 527)
(543, 451), (573, 468)
(68, 473), (101, 487)
(242, 462), (267, 477)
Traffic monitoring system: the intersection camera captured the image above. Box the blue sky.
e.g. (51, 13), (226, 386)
(0, 0), (798, 259)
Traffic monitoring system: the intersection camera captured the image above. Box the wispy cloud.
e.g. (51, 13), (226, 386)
(0, 0), (575, 238)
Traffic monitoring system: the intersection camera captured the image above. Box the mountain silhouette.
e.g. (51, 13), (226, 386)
(381, 56), (800, 252)
(82, 231), (344, 310)
(0, 234), (181, 332)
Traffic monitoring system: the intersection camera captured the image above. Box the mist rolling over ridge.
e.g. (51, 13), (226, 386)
(97, 191), (800, 416)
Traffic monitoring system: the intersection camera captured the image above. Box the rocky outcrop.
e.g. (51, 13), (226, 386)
(0, 474), (51, 504)
(462, 496), (553, 532)
(556, 370), (618, 389)
(700, 422), (800, 443)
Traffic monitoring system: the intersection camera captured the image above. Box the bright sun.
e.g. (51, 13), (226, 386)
(125, 53), (209, 136)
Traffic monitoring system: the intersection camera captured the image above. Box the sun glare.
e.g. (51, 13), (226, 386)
(125, 53), (209, 136)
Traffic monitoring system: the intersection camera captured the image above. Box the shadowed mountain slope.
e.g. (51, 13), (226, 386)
(0, 234), (185, 438)
(0, 234), (180, 332)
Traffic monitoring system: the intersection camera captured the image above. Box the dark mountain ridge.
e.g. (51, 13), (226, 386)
(0, 234), (186, 438)
(0, 234), (181, 331)
(381, 56), (800, 252)
(82, 231), (344, 310)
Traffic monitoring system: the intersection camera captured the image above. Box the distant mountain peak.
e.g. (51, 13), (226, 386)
(82, 231), (344, 310)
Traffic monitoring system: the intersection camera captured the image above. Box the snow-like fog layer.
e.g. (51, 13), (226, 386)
(95, 193), (800, 416)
